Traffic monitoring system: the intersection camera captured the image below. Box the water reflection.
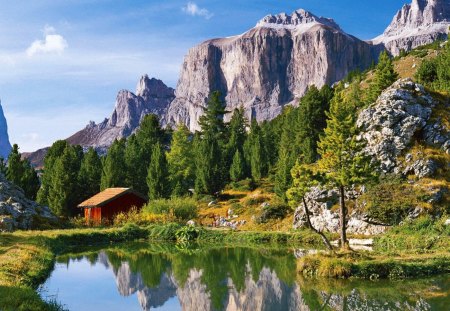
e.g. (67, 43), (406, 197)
(42, 243), (449, 311)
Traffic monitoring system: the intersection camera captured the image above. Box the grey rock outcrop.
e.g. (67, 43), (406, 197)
(0, 100), (12, 159)
(67, 75), (174, 149)
(166, 9), (377, 132)
(357, 78), (449, 175)
(293, 186), (388, 235)
(371, 0), (450, 55)
(0, 174), (56, 232)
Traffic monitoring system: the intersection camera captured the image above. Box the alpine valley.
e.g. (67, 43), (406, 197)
(23, 0), (450, 163)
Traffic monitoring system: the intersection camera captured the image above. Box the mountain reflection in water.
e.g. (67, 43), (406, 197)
(41, 243), (449, 311)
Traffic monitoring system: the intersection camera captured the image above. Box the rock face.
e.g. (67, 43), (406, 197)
(372, 0), (450, 55)
(67, 75), (174, 149)
(293, 186), (388, 235)
(0, 101), (12, 159)
(0, 174), (56, 232)
(357, 78), (449, 176)
(166, 9), (377, 132)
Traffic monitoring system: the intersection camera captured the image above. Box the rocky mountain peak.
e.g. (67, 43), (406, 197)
(0, 100), (12, 159)
(256, 9), (342, 31)
(136, 75), (175, 101)
(372, 0), (450, 55)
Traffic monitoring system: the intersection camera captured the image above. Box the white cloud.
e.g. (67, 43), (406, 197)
(26, 26), (68, 57)
(182, 2), (213, 19)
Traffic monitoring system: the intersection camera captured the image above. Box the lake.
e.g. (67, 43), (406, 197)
(39, 242), (449, 311)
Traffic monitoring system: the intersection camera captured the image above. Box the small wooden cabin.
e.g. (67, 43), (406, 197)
(78, 188), (147, 224)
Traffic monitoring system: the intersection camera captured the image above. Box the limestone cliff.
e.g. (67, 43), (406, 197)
(371, 0), (450, 55)
(166, 9), (377, 132)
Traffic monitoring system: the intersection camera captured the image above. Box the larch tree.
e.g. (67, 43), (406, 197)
(287, 162), (333, 250)
(317, 88), (374, 248)
(100, 139), (126, 190)
(147, 142), (169, 200)
(167, 124), (194, 196)
(78, 147), (102, 201)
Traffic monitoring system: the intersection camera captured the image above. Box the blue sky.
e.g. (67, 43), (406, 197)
(0, 0), (408, 152)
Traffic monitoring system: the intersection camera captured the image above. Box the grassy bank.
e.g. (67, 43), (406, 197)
(0, 223), (324, 310)
(1, 218), (449, 310)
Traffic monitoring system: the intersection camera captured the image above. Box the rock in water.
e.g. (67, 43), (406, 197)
(0, 100), (12, 159)
(371, 0), (450, 55)
(166, 9), (377, 132)
(0, 174), (57, 231)
(67, 75), (174, 149)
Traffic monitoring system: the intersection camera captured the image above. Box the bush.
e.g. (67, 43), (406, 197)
(243, 195), (269, 207)
(359, 176), (428, 225)
(415, 59), (437, 84)
(175, 226), (202, 242)
(255, 199), (290, 224)
(143, 197), (198, 221)
(228, 178), (256, 191)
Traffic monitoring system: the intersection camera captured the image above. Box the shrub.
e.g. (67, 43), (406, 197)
(113, 207), (170, 226)
(143, 197), (198, 221)
(243, 195), (269, 207)
(255, 199), (290, 223)
(359, 176), (428, 225)
(175, 226), (202, 242)
(228, 178), (256, 191)
(415, 59), (437, 84)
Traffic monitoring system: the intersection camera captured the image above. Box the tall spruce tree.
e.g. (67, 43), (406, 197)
(48, 145), (82, 216)
(0, 157), (6, 175)
(367, 51), (399, 104)
(226, 107), (247, 168)
(147, 142), (169, 200)
(167, 124), (194, 196)
(317, 89), (374, 248)
(6, 144), (24, 186)
(78, 147), (102, 201)
(244, 119), (266, 181)
(37, 140), (69, 205)
(230, 149), (245, 182)
(194, 91), (228, 194)
(20, 160), (40, 200)
(100, 139), (126, 190)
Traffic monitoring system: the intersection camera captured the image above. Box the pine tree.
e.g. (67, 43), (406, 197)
(230, 149), (245, 182)
(367, 51), (399, 104)
(6, 144), (24, 186)
(147, 142), (169, 200)
(100, 139), (126, 190)
(245, 119), (265, 181)
(20, 160), (40, 200)
(78, 147), (102, 201)
(167, 124), (194, 196)
(37, 140), (69, 205)
(287, 163), (332, 250)
(48, 146), (82, 216)
(194, 91), (228, 194)
(317, 90), (374, 248)
(226, 107), (247, 165)
(124, 134), (145, 193)
(194, 132), (223, 194)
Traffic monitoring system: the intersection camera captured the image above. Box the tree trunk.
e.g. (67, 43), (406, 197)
(339, 185), (347, 248)
(302, 197), (333, 251)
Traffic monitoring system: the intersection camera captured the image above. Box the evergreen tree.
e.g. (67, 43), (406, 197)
(37, 140), (69, 205)
(6, 144), (24, 186)
(194, 132), (223, 194)
(78, 147), (102, 201)
(198, 91), (228, 140)
(287, 162), (332, 250)
(124, 134), (145, 193)
(194, 91), (228, 194)
(230, 149), (245, 182)
(317, 90), (374, 248)
(147, 142), (169, 200)
(48, 146), (82, 216)
(226, 107), (247, 164)
(100, 139), (126, 190)
(244, 119), (265, 181)
(367, 51), (399, 104)
(20, 160), (40, 201)
(167, 124), (194, 196)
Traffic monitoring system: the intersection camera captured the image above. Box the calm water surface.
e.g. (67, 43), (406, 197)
(40, 243), (450, 311)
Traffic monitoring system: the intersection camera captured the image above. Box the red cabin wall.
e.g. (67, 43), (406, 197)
(84, 193), (146, 224)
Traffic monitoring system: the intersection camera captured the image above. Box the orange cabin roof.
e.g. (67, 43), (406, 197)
(78, 188), (147, 208)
